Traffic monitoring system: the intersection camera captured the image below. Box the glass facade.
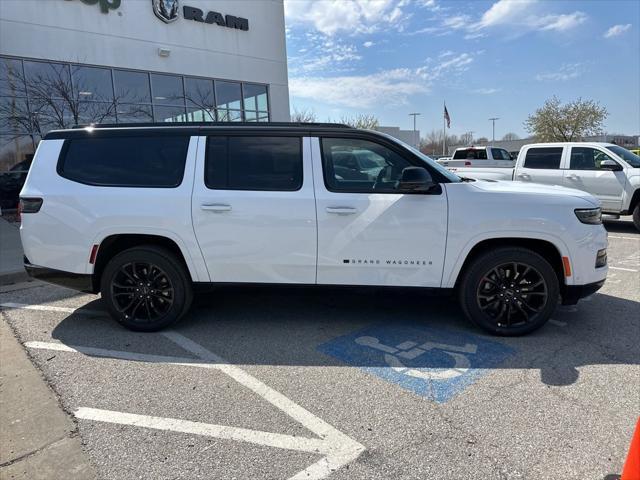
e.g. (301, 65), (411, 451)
(0, 54), (270, 212)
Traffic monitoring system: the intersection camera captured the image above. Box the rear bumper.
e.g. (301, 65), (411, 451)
(561, 279), (605, 305)
(24, 260), (95, 293)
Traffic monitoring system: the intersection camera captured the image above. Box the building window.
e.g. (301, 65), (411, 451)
(243, 83), (269, 122)
(113, 69), (151, 104)
(215, 80), (243, 122)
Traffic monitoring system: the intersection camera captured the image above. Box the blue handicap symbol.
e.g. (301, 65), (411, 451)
(318, 323), (516, 403)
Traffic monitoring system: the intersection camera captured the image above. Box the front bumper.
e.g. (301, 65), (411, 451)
(561, 279), (605, 305)
(24, 258), (95, 293)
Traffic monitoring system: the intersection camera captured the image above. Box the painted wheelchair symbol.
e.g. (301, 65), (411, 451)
(355, 336), (478, 380)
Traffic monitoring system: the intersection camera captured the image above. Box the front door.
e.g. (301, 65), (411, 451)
(312, 136), (448, 287)
(192, 135), (317, 284)
(563, 146), (626, 212)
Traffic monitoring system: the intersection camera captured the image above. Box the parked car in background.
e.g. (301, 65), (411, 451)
(447, 142), (640, 230)
(438, 146), (514, 168)
(20, 123), (608, 336)
(0, 157), (33, 213)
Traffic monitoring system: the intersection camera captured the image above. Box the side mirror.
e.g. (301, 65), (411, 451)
(600, 159), (622, 171)
(397, 167), (436, 192)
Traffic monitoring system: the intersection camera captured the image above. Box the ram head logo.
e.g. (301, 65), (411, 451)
(152, 0), (179, 23)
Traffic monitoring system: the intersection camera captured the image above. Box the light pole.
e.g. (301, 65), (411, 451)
(409, 112), (421, 148)
(489, 117), (499, 142)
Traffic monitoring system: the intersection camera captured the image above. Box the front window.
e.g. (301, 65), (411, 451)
(321, 137), (412, 193)
(605, 145), (640, 167)
(453, 148), (487, 160)
(570, 147), (618, 170)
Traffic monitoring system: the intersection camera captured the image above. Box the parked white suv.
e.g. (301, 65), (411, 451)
(20, 124), (608, 335)
(447, 142), (640, 230)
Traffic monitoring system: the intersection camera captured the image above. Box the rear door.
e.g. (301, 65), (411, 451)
(515, 146), (565, 185)
(563, 146), (625, 212)
(191, 134), (317, 284)
(312, 135), (448, 287)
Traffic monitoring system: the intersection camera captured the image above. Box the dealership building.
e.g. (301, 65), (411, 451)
(0, 0), (290, 180)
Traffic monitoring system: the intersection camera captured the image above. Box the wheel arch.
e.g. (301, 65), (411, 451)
(628, 189), (640, 214)
(451, 237), (566, 294)
(91, 233), (196, 293)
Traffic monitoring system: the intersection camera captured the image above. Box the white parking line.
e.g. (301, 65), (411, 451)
(608, 235), (639, 241)
(0, 302), (105, 315)
(22, 328), (365, 479)
(75, 407), (328, 454)
(609, 266), (639, 272)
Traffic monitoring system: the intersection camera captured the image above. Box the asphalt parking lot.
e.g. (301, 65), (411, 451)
(1, 220), (639, 480)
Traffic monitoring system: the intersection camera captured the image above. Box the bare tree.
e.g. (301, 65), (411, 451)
(339, 113), (379, 129)
(524, 96), (608, 142)
(502, 132), (520, 141)
(290, 107), (317, 123)
(0, 63), (132, 137)
(459, 132), (474, 146)
(419, 130), (459, 155)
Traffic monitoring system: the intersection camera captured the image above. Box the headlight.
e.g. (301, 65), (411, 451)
(575, 207), (602, 225)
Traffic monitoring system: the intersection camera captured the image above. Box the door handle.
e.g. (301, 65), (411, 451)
(516, 173), (530, 179)
(201, 203), (232, 212)
(566, 174), (579, 180)
(326, 207), (357, 215)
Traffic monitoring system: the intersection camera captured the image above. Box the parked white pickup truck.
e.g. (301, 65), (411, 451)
(438, 146), (514, 168)
(448, 142), (640, 230)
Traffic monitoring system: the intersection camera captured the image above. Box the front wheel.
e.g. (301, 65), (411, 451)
(459, 247), (559, 336)
(100, 246), (193, 332)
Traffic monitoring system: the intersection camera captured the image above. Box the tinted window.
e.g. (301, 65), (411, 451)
(321, 137), (412, 193)
(491, 148), (511, 160)
(59, 135), (189, 187)
(113, 70), (151, 103)
(570, 147), (617, 170)
(206, 136), (302, 191)
(151, 74), (184, 106)
(72, 66), (114, 102)
(523, 147), (563, 169)
(453, 148), (487, 160)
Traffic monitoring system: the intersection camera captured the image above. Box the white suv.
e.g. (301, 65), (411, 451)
(19, 123), (608, 335)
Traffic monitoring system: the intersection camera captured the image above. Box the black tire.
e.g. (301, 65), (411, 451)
(458, 247), (559, 336)
(100, 245), (193, 332)
(633, 204), (640, 232)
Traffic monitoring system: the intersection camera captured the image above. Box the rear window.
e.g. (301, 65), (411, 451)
(58, 135), (189, 187)
(523, 147), (563, 169)
(206, 136), (302, 191)
(453, 148), (487, 160)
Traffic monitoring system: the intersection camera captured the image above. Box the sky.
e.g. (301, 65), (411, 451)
(284, 0), (640, 140)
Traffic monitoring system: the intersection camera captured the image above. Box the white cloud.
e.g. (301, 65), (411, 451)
(418, 0), (587, 36)
(604, 23), (632, 38)
(284, 0), (410, 36)
(473, 88), (501, 95)
(478, 0), (537, 29)
(289, 35), (361, 75)
(290, 69), (429, 109)
(535, 63), (584, 82)
(363, 41), (374, 48)
(290, 51), (477, 108)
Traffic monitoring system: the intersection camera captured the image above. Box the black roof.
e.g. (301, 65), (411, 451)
(43, 121), (357, 140)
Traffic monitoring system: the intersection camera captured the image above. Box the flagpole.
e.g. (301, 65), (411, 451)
(442, 101), (446, 156)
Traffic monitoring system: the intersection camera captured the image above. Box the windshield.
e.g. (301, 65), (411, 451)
(605, 145), (640, 167)
(382, 134), (462, 183)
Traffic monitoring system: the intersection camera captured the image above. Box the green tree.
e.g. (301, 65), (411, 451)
(524, 96), (607, 142)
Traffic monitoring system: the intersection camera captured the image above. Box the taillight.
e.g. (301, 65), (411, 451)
(19, 197), (43, 214)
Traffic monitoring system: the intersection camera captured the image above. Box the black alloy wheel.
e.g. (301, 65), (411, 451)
(476, 262), (548, 328)
(111, 262), (175, 323)
(459, 247), (559, 336)
(101, 246), (192, 331)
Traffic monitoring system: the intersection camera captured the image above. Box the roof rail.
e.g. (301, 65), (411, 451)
(71, 121), (353, 129)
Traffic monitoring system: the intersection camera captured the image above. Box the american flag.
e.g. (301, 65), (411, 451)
(444, 104), (451, 128)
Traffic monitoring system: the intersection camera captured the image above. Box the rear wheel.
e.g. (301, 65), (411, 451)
(100, 246), (193, 332)
(633, 204), (640, 232)
(459, 247), (559, 336)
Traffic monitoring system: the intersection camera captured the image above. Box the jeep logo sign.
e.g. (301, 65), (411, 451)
(65, 0), (121, 14)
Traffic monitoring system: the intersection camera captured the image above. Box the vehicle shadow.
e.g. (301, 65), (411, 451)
(50, 286), (640, 388)
(604, 219), (637, 234)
